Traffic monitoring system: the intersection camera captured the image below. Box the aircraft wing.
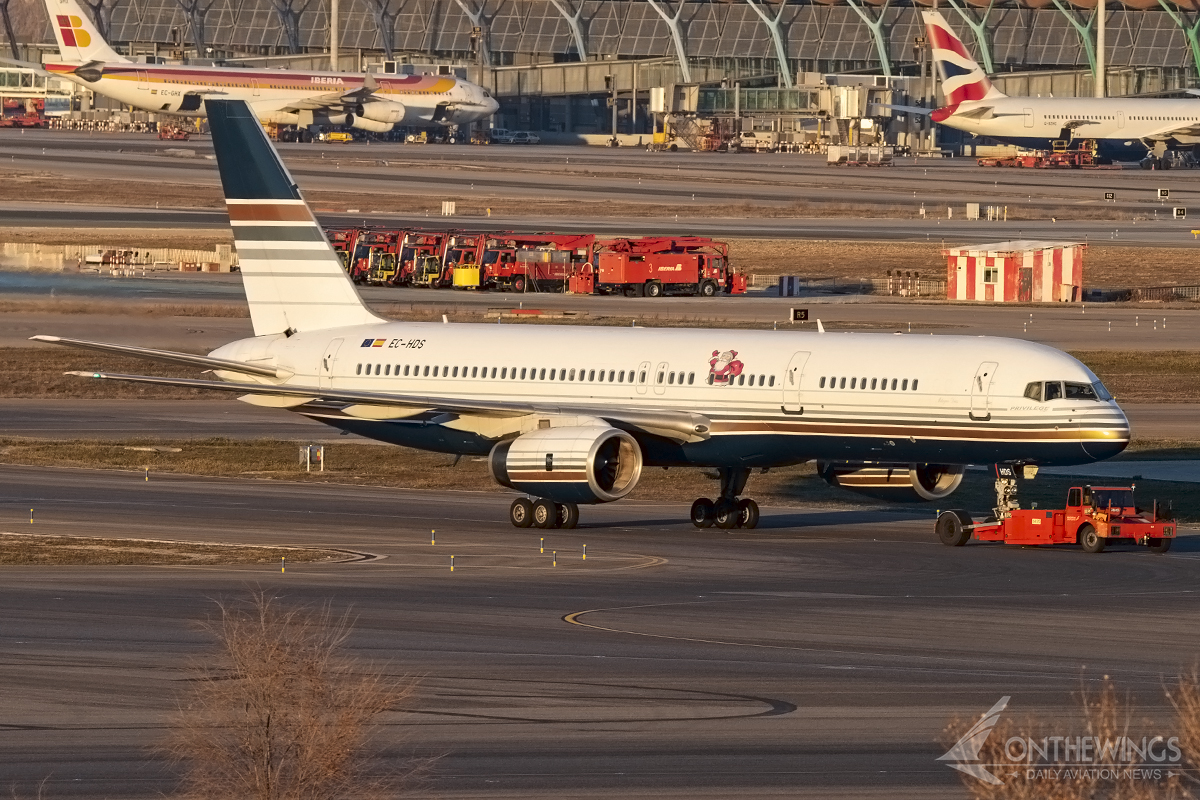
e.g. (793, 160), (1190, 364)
(869, 103), (933, 116)
(1144, 120), (1200, 140)
(275, 75), (380, 114)
(63, 369), (713, 441)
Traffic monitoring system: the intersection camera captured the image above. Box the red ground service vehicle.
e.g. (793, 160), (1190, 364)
(327, 228), (366, 281)
(158, 124), (191, 141)
(399, 231), (452, 287)
(936, 466), (1176, 553)
(475, 233), (595, 292)
(0, 98), (48, 128)
(354, 230), (405, 286)
(595, 237), (739, 297)
(437, 233), (490, 288)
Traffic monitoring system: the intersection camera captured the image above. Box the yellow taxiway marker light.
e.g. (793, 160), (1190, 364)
(281, 556), (285, 574)
(583, 544), (587, 560)
(431, 529), (435, 546)
(451, 555), (455, 572)
(553, 551), (557, 567)
(540, 537), (544, 554)
(144, 467), (149, 482)
(29, 508), (33, 524)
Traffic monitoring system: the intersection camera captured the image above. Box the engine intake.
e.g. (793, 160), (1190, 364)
(489, 426), (643, 504)
(818, 462), (964, 502)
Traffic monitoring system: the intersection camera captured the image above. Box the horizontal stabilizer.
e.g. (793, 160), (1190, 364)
(31, 335), (287, 378)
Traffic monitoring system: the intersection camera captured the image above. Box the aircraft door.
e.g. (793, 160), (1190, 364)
(970, 361), (998, 421)
(137, 70), (150, 92)
(635, 360), (650, 395)
(320, 338), (343, 389)
(1118, 111), (1125, 129)
(1023, 108), (1034, 128)
(783, 351), (811, 415)
(653, 361), (668, 395)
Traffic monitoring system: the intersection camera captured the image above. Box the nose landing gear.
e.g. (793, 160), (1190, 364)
(691, 467), (760, 529)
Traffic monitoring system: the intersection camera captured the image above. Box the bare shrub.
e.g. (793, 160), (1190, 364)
(1167, 664), (1200, 796)
(944, 676), (1181, 800)
(165, 591), (413, 799)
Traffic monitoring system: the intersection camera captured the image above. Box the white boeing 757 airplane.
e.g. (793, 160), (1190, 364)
(907, 11), (1200, 164)
(33, 0), (497, 134)
(33, 100), (1129, 530)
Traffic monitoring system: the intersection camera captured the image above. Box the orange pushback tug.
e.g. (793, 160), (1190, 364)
(936, 465), (1176, 553)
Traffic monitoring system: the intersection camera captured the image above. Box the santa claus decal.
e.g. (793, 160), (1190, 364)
(708, 349), (744, 385)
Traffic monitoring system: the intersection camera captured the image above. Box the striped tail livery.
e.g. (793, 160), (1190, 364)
(923, 11), (1005, 121)
(207, 100), (383, 337)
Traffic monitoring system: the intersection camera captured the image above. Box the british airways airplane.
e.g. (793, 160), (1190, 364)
(911, 11), (1200, 165)
(34, 100), (1130, 530)
(35, 0), (497, 135)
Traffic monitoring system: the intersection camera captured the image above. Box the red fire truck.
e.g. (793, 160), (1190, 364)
(594, 237), (742, 297)
(355, 230), (405, 286)
(400, 231), (452, 287)
(328, 228), (365, 280)
(437, 233), (491, 288)
(937, 466), (1176, 553)
(465, 233), (595, 292)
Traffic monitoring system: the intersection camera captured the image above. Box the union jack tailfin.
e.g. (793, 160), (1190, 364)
(923, 10), (1005, 114)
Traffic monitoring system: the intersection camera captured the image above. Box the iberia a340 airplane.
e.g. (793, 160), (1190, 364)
(32, 99), (1131, 532)
(39, 0), (498, 134)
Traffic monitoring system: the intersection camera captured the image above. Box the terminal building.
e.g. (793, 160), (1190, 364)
(6, 0), (1200, 144)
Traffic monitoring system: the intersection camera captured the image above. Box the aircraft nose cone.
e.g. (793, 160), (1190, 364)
(1081, 405), (1130, 461)
(486, 97), (499, 116)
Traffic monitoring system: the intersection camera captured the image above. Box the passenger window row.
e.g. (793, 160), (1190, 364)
(356, 363), (642, 383)
(705, 373), (774, 387)
(1023, 380), (1112, 402)
(819, 376), (918, 391)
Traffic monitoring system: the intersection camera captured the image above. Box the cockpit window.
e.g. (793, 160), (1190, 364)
(1026, 380), (1110, 402)
(1065, 382), (1097, 400)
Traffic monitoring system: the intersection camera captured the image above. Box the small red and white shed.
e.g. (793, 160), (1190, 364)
(944, 240), (1085, 303)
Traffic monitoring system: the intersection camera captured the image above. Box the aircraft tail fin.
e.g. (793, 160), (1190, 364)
(922, 10), (1005, 109)
(206, 99), (384, 337)
(43, 0), (128, 62)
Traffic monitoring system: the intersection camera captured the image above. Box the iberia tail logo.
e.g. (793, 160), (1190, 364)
(56, 15), (92, 48)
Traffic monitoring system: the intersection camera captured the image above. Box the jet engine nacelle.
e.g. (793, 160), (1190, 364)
(261, 111), (301, 126)
(818, 462), (964, 502)
(347, 113), (395, 133)
(355, 100), (406, 124)
(489, 426), (643, 504)
(316, 112), (349, 126)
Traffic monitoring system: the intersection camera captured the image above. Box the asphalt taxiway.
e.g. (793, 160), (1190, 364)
(1, 464), (1197, 798)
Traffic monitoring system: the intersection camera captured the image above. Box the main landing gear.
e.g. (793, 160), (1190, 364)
(509, 498), (580, 529)
(690, 467), (760, 529)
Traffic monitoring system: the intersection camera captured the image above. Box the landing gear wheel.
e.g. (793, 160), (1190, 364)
(699, 280), (717, 298)
(1148, 537), (1172, 554)
(690, 498), (715, 528)
(737, 498), (760, 530)
(532, 499), (558, 529)
(644, 281), (663, 298)
(713, 501), (740, 529)
(557, 502), (580, 530)
(1079, 524), (1106, 554)
(936, 510), (972, 547)
(510, 498), (533, 528)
